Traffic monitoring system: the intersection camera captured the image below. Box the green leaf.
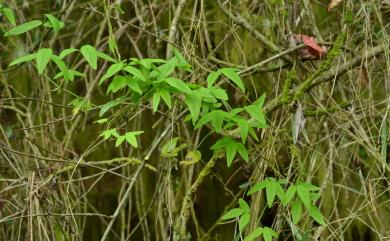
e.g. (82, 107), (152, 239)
(94, 118), (108, 124)
(207, 71), (220, 87)
(96, 51), (116, 63)
(2, 8), (16, 25)
(282, 186), (296, 205)
(99, 96), (127, 117)
(80, 45), (98, 70)
(246, 105), (267, 126)
(225, 142), (237, 167)
(125, 77), (143, 94)
(291, 199), (302, 224)
(297, 185), (311, 209)
(123, 66), (146, 82)
(36, 48), (53, 74)
(159, 89), (172, 108)
(239, 198), (250, 213)
(262, 227), (278, 241)
(164, 77), (192, 94)
(100, 128), (120, 140)
(243, 228), (263, 241)
(4, 20), (42, 36)
(220, 68), (245, 92)
(151, 58), (176, 79)
(184, 91), (202, 123)
(210, 87), (228, 100)
(221, 208), (243, 220)
(152, 92), (161, 112)
(248, 181), (267, 195)
(99, 62), (123, 85)
(308, 205), (326, 226)
(124, 131), (144, 148)
(107, 75), (127, 93)
(44, 14), (64, 32)
(51, 55), (69, 81)
(236, 143), (249, 162)
(115, 136), (126, 147)
(9, 53), (36, 66)
(195, 110), (226, 132)
(237, 119), (249, 143)
(266, 181), (278, 208)
(239, 213), (250, 231)
(59, 48), (78, 59)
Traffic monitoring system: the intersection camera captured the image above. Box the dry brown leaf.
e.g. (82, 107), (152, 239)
(328, 0), (343, 11)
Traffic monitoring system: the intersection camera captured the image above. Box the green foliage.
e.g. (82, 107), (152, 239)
(4, 20), (42, 36)
(44, 14), (64, 32)
(249, 179), (326, 226)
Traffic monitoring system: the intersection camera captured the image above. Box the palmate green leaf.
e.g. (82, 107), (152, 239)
(80, 45), (98, 70)
(36, 48), (53, 74)
(221, 208), (243, 220)
(164, 77), (192, 94)
(4, 20), (42, 36)
(9, 53), (36, 66)
(184, 91), (202, 123)
(152, 92), (161, 112)
(2, 8), (16, 25)
(44, 14), (64, 32)
(291, 199), (302, 224)
(220, 68), (245, 92)
(239, 213), (250, 231)
(99, 96), (127, 117)
(99, 62), (123, 85)
(308, 205), (326, 226)
(207, 71), (220, 87)
(243, 227), (263, 241)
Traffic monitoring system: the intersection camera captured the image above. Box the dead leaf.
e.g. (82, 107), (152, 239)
(291, 34), (327, 60)
(301, 35), (327, 59)
(328, 0), (343, 11)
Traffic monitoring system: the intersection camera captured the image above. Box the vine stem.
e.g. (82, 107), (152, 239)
(177, 152), (223, 238)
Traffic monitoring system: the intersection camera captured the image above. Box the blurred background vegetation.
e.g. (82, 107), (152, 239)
(0, 0), (390, 240)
